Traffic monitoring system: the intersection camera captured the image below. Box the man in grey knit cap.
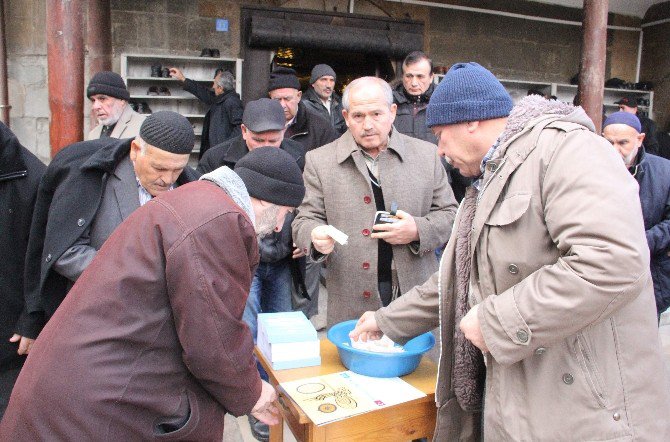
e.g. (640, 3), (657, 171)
(301, 64), (346, 134)
(12, 111), (200, 355)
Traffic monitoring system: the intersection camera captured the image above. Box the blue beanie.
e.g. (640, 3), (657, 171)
(603, 111), (641, 133)
(426, 62), (513, 127)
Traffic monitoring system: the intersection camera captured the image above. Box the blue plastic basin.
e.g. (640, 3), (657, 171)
(327, 320), (435, 378)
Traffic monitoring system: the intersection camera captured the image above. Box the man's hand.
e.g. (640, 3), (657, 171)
(169, 67), (185, 82)
(251, 380), (280, 426)
(370, 210), (419, 245)
(10, 334), (35, 355)
(292, 244), (305, 259)
(459, 305), (489, 353)
(311, 225), (336, 255)
(349, 311), (383, 342)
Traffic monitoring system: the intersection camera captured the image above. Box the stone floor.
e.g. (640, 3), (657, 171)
(223, 290), (670, 442)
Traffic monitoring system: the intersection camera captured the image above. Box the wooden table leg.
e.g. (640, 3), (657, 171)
(269, 417), (284, 442)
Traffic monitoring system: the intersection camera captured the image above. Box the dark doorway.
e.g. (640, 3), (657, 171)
(271, 47), (396, 95)
(241, 6), (424, 103)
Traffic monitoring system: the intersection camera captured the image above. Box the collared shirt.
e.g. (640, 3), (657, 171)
(472, 138), (501, 191)
(321, 97), (332, 115)
(136, 178), (174, 206)
(360, 148), (383, 181)
(285, 115), (297, 128)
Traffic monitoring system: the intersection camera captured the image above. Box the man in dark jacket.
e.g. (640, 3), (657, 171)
(615, 94), (661, 157)
(12, 112), (200, 352)
(603, 111), (670, 317)
(268, 66), (339, 323)
(0, 147), (306, 441)
(301, 64), (346, 134)
(268, 66), (338, 153)
(199, 98), (307, 441)
(170, 67), (243, 159)
(393, 51), (470, 202)
(0, 123), (45, 419)
(198, 98), (304, 173)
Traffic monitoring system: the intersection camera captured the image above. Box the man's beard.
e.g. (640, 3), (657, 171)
(256, 204), (280, 239)
(98, 104), (124, 126)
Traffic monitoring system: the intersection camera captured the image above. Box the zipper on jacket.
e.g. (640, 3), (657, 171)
(290, 131), (308, 139)
(0, 170), (28, 182)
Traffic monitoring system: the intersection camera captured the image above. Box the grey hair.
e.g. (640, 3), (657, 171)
(135, 136), (148, 155)
(215, 71), (235, 91)
(341, 77), (393, 111)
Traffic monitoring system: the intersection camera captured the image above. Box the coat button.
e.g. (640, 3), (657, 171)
(362, 229), (370, 236)
(77, 218), (85, 227)
(303, 247), (308, 254)
(363, 196), (371, 204)
(613, 412), (621, 421)
(488, 162), (498, 172)
(362, 262), (370, 270)
(516, 330), (529, 343)
(508, 264), (519, 274)
(562, 373), (574, 385)
(363, 291), (371, 298)
(535, 347), (546, 355)
(45, 254), (52, 262)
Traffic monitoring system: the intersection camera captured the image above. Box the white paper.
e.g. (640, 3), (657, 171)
(324, 225), (348, 245)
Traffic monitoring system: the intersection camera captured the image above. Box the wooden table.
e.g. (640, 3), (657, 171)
(255, 339), (438, 441)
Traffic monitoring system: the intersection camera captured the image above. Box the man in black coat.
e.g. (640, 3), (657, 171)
(13, 112), (200, 352)
(170, 67), (243, 159)
(267, 67), (339, 326)
(198, 98), (304, 173)
(392, 51), (470, 202)
(0, 123), (45, 419)
(301, 64), (346, 135)
(267, 66), (338, 153)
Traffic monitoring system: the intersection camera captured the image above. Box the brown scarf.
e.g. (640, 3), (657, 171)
(452, 186), (486, 412)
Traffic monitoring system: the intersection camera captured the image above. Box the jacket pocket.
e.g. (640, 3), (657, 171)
(484, 192), (532, 226)
(575, 332), (609, 409)
(154, 389), (200, 440)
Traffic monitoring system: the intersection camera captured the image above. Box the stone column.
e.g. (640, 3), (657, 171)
(87, 0), (112, 129)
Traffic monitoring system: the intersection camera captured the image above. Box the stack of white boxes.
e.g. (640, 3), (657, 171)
(257, 312), (321, 370)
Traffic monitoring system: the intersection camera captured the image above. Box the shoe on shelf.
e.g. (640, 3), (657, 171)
(161, 67), (171, 78)
(129, 101), (138, 112)
(147, 86), (159, 96)
(210, 48), (220, 58)
(136, 101), (152, 114)
(150, 63), (162, 77)
(157, 86), (171, 96)
(247, 415), (269, 442)
(200, 47), (211, 57)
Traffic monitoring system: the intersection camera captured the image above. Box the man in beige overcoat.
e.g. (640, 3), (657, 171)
(86, 71), (145, 140)
(352, 63), (670, 440)
(292, 76), (458, 328)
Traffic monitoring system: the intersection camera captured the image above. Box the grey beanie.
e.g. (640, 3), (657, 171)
(309, 64), (336, 84)
(87, 71), (130, 101)
(426, 62), (513, 127)
(235, 147), (305, 207)
(139, 111), (195, 154)
(268, 67), (301, 92)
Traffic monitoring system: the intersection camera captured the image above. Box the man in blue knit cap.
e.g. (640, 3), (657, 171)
(603, 111), (670, 319)
(352, 63), (670, 440)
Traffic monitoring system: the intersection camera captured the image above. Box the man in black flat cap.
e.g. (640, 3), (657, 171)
(12, 111), (200, 354)
(87, 71), (145, 140)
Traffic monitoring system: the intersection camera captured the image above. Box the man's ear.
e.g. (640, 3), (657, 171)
(297, 90), (302, 100)
(130, 139), (141, 162)
(638, 132), (646, 147)
(465, 121), (480, 133)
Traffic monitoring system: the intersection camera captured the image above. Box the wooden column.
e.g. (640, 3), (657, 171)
(0, 0), (10, 125)
(87, 0), (112, 129)
(578, 0), (609, 132)
(47, 0), (84, 157)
